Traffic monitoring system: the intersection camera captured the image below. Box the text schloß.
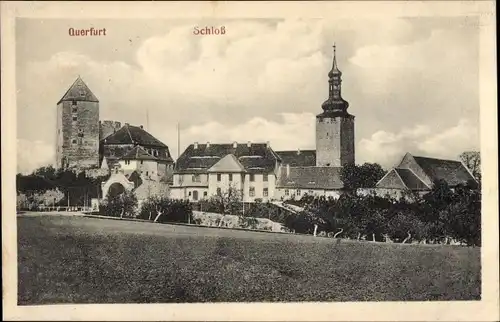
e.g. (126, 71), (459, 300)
(193, 26), (226, 35)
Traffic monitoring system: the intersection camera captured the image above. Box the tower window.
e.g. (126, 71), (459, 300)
(71, 139), (77, 144)
(72, 116), (77, 121)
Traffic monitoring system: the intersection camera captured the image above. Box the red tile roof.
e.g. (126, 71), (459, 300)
(57, 77), (99, 104)
(276, 166), (344, 189)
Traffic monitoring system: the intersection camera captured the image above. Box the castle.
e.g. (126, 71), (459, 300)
(55, 76), (174, 200)
(170, 45), (355, 202)
(55, 46), (476, 203)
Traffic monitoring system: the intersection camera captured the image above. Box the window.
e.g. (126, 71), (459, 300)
(72, 116), (77, 121)
(203, 191), (208, 197)
(146, 171), (149, 176)
(192, 174), (201, 182)
(72, 106), (77, 113)
(217, 174), (222, 182)
(188, 191), (192, 196)
(249, 187), (255, 197)
(72, 100), (77, 106)
(140, 161), (143, 165)
(263, 174), (268, 182)
(263, 188), (268, 197)
(296, 189), (301, 196)
(79, 90), (85, 97)
(71, 139), (77, 144)
(229, 174), (233, 181)
(193, 190), (199, 201)
(285, 189), (290, 196)
(250, 174), (255, 182)
(216, 187), (222, 195)
(124, 160), (130, 165)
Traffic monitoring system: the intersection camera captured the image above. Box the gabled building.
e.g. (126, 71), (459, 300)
(376, 152), (478, 198)
(171, 142), (281, 202)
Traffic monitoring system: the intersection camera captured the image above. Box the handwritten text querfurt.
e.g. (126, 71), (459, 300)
(193, 26), (226, 36)
(68, 27), (107, 36)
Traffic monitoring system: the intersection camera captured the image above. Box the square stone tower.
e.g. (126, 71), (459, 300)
(316, 45), (355, 167)
(55, 77), (100, 169)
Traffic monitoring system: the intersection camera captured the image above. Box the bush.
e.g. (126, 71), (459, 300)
(137, 196), (193, 224)
(100, 190), (138, 218)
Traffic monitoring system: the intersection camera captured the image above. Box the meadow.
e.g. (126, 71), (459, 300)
(17, 214), (481, 304)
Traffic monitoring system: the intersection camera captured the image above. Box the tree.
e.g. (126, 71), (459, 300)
(100, 190), (137, 218)
(459, 151), (481, 182)
(211, 185), (243, 225)
(138, 196), (192, 223)
(340, 163), (385, 190)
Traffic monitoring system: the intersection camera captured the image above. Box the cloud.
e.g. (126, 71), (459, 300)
(358, 118), (479, 168)
(16, 139), (54, 174)
(16, 18), (480, 173)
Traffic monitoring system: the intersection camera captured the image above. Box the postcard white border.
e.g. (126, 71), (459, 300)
(2, 1), (498, 321)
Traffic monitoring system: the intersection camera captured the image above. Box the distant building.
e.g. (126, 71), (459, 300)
(170, 142), (281, 202)
(375, 152), (478, 199)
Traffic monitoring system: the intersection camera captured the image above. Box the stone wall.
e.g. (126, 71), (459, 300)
(56, 100), (100, 169)
(316, 115), (355, 167)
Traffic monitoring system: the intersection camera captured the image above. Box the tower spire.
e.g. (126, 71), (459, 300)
(321, 44), (349, 115)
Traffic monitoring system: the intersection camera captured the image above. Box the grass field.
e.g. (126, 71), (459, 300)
(17, 214), (481, 304)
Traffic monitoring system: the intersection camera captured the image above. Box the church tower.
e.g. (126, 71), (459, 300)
(316, 45), (355, 167)
(55, 77), (100, 169)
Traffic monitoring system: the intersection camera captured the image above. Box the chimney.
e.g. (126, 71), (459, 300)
(233, 142), (237, 148)
(247, 141), (251, 148)
(140, 125), (143, 129)
(206, 142), (210, 148)
(297, 148), (301, 155)
(266, 141), (270, 148)
(286, 164), (290, 177)
(194, 142), (198, 149)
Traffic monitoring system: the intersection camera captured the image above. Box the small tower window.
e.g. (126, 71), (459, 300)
(71, 139), (77, 145)
(72, 116), (77, 122)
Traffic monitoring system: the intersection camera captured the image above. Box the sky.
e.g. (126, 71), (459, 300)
(16, 17), (480, 174)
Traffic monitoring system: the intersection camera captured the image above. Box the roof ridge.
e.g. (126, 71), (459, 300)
(125, 124), (134, 144)
(413, 155), (461, 163)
